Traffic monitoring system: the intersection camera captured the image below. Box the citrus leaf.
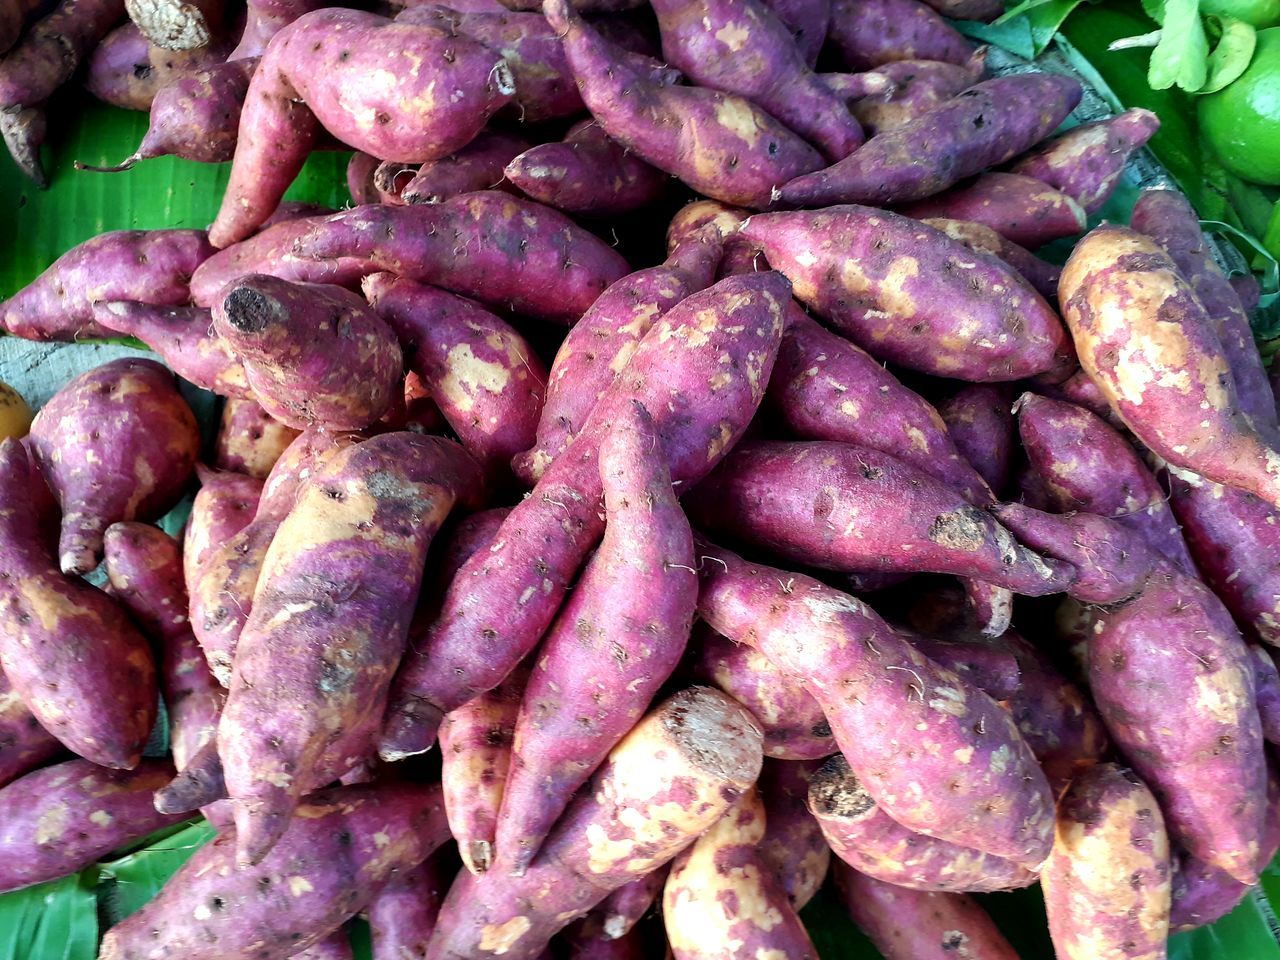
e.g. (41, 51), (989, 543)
(1198, 16), (1258, 92)
(1148, 0), (1209, 90)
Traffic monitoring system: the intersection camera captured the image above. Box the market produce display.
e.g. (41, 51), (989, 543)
(1, 0), (1280, 957)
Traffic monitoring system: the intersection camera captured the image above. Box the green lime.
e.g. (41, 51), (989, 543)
(1201, 0), (1280, 27)
(1199, 27), (1280, 185)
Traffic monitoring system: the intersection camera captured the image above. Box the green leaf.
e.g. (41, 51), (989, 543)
(954, 15), (1038, 58)
(1142, 0), (1169, 21)
(0, 873), (98, 960)
(1199, 16), (1258, 92)
(1262, 197), (1280, 261)
(1149, 0), (1210, 90)
(97, 819), (217, 925)
(956, 0), (1085, 56)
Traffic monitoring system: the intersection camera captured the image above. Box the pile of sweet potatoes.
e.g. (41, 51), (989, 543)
(2, 0), (1279, 957)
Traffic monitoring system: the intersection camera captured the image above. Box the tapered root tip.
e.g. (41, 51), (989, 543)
(462, 840), (492, 875)
(232, 795), (295, 867)
(377, 700), (443, 762)
(74, 155), (140, 174)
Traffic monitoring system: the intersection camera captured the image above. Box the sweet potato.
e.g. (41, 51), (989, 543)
(400, 130), (527, 204)
(1, 229), (213, 342)
(0, 0), (44, 55)
(594, 869), (667, 939)
(496, 405), (696, 873)
(380, 272), (788, 760)
(87, 22), (225, 111)
(901, 172), (1087, 249)
(832, 864), (1020, 960)
(1131, 188), (1276, 428)
(221, 433), (482, 863)
(937, 384), (1014, 497)
(770, 312), (992, 504)
(827, 0), (973, 69)
(0, 670), (61, 789)
(505, 121), (667, 217)
(741, 206), (1071, 380)
(689, 441), (1074, 594)
(1249, 644), (1280, 742)
(0, 759), (182, 893)
(778, 73), (1083, 207)
(182, 467), (263, 593)
(849, 50), (985, 136)
(665, 199), (747, 251)
(559, 916), (640, 959)
(697, 538), (1056, 866)
(663, 787), (819, 960)
(0, 105), (44, 187)
(905, 633), (1020, 701)
(689, 626), (835, 760)
(212, 398), (300, 480)
(360, 274), (546, 477)
(1089, 570), (1266, 883)
(763, 0), (828, 64)
(208, 10), (514, 246)
(213, 274), (403, 431)
(366, 852), (452, 960)
(919, 0), (1000, 19)
(544, 0), (823, 208)
(1015, 392), (1197, 573)
(1060, 226), (1280, 509)
(99, 781), (450, 960)
(515, 229), (723, 482)
(90, 301), (250, 397)
(650, 0), (863, 162)
(0, 0), (126, 184)
(809, 753), (1036, 892)
(426, 687), (763, 960)
(921, 216), (1060, 301)
(345, 150), (380, 204)
(229, 0), (325, 59)
(124, 0), (224, 50)
(28, 358), (199, 575)
(1013, 108), (1159, 214)
(1043, 763), (1171, 960)
(756, 759), (830, 909)
(222, 193), (631, 324)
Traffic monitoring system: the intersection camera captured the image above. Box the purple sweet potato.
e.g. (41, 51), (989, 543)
(439, 666), (524, 877)
(1131, 188), (1276, 427)
(98, 781), (450, 960)
(778, 73), (1083, 207)
(901, 172), (1087, 249)
(756, 758), (830, 909)
(650, 0), (864, 162)
(379, 272), (788, 761)
(220, 193), (631, 324)
(208, 9), (514, 246)
(1013, 108), (1159, 214)
(850, 51), (986, 136)
(687, 440), (1074, 595)
(1042, 763), (1171, 960)
(1089, 571), (1266, 883)
(0, 759), (183, 893)
(0, 0), (126, 184)
(290, 931), (352, 960)
(832, 864), (1020, 960)
(220, 433), (482, 864)
(505, 120), (667, 217)
(1250, 644), (1280, 742)
(697, 539), (1056, 866)
(367, 852), (453, 959)
(1015, 392), (1197, 573)
(663, 787), (819, 960)
(689, 626), (835, 760)
(665, 199), (747, 251)
(28, 358), (199, 575)
(361, 274), (546, 477)
(346, 150), (379, 205)
(0, 670), (61, 789)
(229, 0), (325, 59)
(213, 274), (403, 431)
(212, 398), (301, 480)
(0, 105), (44, 187)
(497, 403), (696, 874)
(183, 467), (263, 592)
(544, 0), (824, 209)
(426, 687), (764, 960)
(937, 384), (1014, 496)
(741, 206), (1072, 380)
(905, 633), (1021, 701)
(559, 915), (641, 959)
(808, 753), (1036, 892)
(87, 21), (231, 111)
(763, 0), (828, 64)
(594, 868), (667, 939)
(827, 0), (973, 69)
(921, 216), (1060, 302)
(1, 229), (213, 342)
(514, 228), (723, 482)
(0, 0), (44, 55)
(769, 312), (992, 504)
(90, 301), (251, 398)
(1060, 225), (1280, 510)
(401, 130), (528, 204)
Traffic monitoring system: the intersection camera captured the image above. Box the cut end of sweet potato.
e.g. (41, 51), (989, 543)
(806, 754), (874, 819)
(661, 686), (764, 785)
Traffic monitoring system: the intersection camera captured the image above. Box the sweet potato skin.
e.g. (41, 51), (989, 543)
(850, 52), (986, 136)
(742, 206), (1071, 380)
(902, 172), (1086, 250)
(1250, 645), (1280, 742)
(0, 0), (43, 55)
(1, 229), (213, 342)
(663, 787), (818, 960)
(756, 759), (830, 909)
(426, 687), (764, 960)
(921, 216), (1060, 301)
(1043, 763), (1171, 960)
(827, 0), (973, 69)
(697, 539), (1056, 866)
(380, 272), (788, 760)
(937, 383), (1014, 496)
(212, 399), (301, 481)
(400, 130), (528, 204)
(367, 852), (453, 959)
(230, 0), (326, 59)
(594, 868), (667, 939)
(87, 22), (231, 111)
(123, 58), (258, 166)
(1060, 226), (1280, 509)
(1090, 571), (1266, 883)
(779, 73), (1083, 207)
(0, 759), (182, 894)
(763, 0), (828, 64)
(833, 864), (1020, 960)
(98, 782), (450, 960)
(0, 669), (61, 789)
(496, 403), (697, 874)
